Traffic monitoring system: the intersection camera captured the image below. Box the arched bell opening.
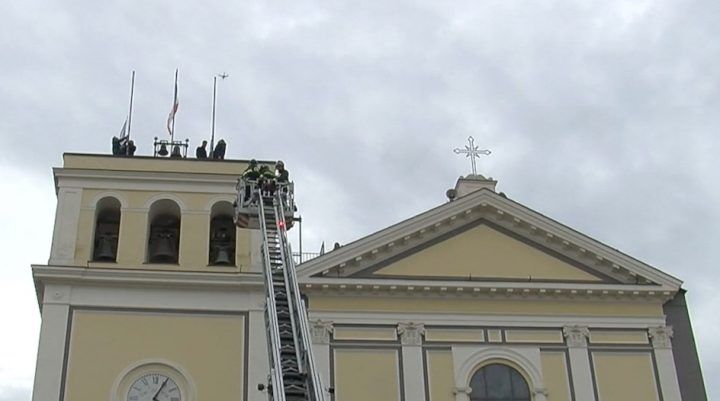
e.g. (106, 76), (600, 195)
(209, 201), (236, 266)
(92, 197), (121, 262)
(147, 199), (181, 264)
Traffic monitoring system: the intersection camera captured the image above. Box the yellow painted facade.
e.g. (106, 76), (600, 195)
(64, 310), (245, 401)
(309, 295), (664, 317)
(505, 329), (564, 343)
(425, 328), (485, 342)
(589, 330), (649, 344)
(333, 349), (401, 401)
(333, 327), (398, 341)
(540, 352), (572, 401)
(64, 153), (250, 175)
(592, 352), (659, 401)
(374, 225), (602, 282)
(426, 350), (454, 401)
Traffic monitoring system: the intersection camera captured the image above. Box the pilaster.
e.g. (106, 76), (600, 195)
(649, 326), (682, 401)
(310, 319), (334, 394)
(397, 322), (427, 401)
(49, 187), (82, 265)
(32, 285), (71, 401)
(563, 325), (595, 401)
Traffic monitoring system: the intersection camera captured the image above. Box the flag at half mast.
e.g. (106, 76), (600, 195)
(166, 69), (179, 140)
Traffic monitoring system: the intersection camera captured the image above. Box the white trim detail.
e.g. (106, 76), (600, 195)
(205, 195), (235, 212)
(49, 187), (82, 265)
(90, 191), (129, 209)
(451, 346), (546, 401)
(563, 325), (595, 401)
(649, 326), (682, 401)
(144, 193), (188, 211)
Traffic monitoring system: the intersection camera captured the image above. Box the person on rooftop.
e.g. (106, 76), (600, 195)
(196, 140), (208, 159)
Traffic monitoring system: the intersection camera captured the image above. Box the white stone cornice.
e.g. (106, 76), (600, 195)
(648, 326), (674, 349)
(310, 320), (334, 344)
(32, 265), (264, 297)
(311, 311), (666, 329)
(563, 325), (590, 348)
(300, 278), (676, 302)
(54, 169), (238, 195)
(397, 322), (425, 346)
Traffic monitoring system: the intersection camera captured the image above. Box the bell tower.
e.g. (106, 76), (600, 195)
(32, 153), (276, 401)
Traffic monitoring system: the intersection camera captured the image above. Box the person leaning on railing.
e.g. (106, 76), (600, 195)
(242, 159), (261, 204)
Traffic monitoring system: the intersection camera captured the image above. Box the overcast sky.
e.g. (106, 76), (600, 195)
(2, 0), (719, 399)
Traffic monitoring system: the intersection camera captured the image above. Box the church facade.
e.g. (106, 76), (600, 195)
(31, 153), (706, 401)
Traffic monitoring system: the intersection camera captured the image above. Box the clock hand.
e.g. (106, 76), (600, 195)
(152, 377), (170, 401)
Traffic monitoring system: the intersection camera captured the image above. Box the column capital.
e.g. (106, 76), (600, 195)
(310, 320), (334, 344)
(563, 325), (590, 348)
(533, 387), (549, 401)
(648, 326), (674, 349)
(397, 322), (425, 346)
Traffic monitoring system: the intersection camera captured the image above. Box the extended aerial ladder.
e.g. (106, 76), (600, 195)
(235, 179), (328, 401)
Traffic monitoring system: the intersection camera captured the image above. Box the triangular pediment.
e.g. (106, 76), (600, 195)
(361, 222), (609, 283)
(298, 188), (682, 295)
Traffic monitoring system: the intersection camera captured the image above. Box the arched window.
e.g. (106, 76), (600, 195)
(470, 363), (530, 401)
(147, 199), (181, 264)
(93, 197), (121, 261)
(209, 201), (236, 266)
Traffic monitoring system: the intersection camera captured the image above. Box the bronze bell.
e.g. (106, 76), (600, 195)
(158, 143), (169, 156)
(148, 231), (177, 263)
(212, 244), (233, 265)
(94, 233), (116, 261)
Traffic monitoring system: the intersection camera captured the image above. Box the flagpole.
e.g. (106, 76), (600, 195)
(171, 69), (178, 143)
(126, 70), (135, 155)
(210, 75), (217, 155)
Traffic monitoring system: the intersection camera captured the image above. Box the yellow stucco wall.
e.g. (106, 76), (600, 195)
(374, 225), (602, 281)
(76, 189), (253, 271)
(589, 330), (649, 344)
(425, 329), (485, 342)
(505, 330), (563, 343)
(334, 349), (401, 401)
(64, 310), (245, 401)
(309, 296), (665, 317)
(592, 352), (659, 401)
(426, 350), (454, 401)
(541, 352), (571, 401)
(64, 153), (249, 175)
(333, 327), (398, 341)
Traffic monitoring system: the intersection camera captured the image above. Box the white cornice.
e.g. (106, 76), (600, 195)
(299, 276), (675, 302)
(308, 311), (667, 328)
(32, 265), (264, 297)
(298, 188), (683, 290)
(53, 168), (239, 194)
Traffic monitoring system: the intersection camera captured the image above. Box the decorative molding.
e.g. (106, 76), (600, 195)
(310, 320), (334, 344)
(452, 346), (546, 401)
(301, 278), (675, 302)
(310, 311), (666, 329)
(563, 325), (590, 348)
(453, 386), (472, 395)
(534, 387), (549, 397)
(648, 326), (674, 349)
(397, 322), (425, 346)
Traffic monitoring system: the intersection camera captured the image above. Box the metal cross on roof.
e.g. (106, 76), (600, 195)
(453, 136), (491, 176)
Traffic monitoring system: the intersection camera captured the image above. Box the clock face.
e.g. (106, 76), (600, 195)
(127, 373), (182, 401)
